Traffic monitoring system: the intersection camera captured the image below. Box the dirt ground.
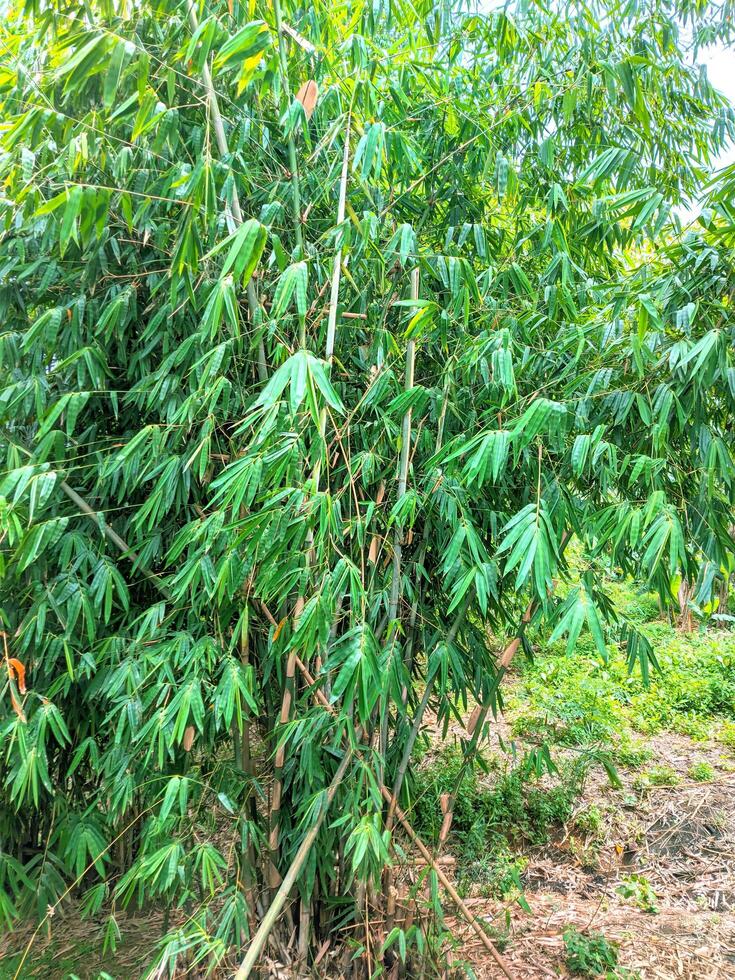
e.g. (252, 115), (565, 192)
(441, 724), (735, 979)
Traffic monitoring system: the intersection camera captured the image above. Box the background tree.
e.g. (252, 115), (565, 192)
(1, 0), (734, 972)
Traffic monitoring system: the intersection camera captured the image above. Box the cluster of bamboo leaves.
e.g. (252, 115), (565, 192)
(1, 0), (735, 969)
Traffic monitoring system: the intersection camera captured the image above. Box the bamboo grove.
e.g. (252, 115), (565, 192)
(1, 0), (735, 973)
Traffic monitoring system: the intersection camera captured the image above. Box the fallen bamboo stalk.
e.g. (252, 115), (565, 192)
(382, 790), (518, 980)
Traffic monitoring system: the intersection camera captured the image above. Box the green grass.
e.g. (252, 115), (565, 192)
(508, 576), (735, 760)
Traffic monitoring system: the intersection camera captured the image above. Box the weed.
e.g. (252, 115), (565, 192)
(574, 804), (603, 835)
(617, 874), (658, 913)
(687, 761), (715, 782)
(569, 836), (601, 871)
(412, 749), (585, 855)
(511, 586), (735, 760)
(456, 844), (528, 902)
(719, 721), (735, 750)
(633, 765), (680, 789)
(563, 927), (619, 976)
(613, 737), (653, 769)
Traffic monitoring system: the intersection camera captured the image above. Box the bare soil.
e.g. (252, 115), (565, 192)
(440, 721), (735, 979)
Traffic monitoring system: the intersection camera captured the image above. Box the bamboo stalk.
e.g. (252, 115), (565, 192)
(288, 656), (518, 980)
(267, 596), (300, 892)
(387, 267), (419, 633)
(238, 607), (258, 931)
(268, 118), (352, 894)
(235, 749), (355, 980)
(272, 0), (304, 254)
(325, 113), (352, 364)
(380, 267), (419, 767)
(187, 0), (306, 901)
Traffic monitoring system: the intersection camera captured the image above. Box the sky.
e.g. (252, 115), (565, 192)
(700, 43), (735, 167)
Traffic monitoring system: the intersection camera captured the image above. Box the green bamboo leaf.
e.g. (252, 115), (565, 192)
(220, 219), (267, 286)
(214, 21), (270, 70)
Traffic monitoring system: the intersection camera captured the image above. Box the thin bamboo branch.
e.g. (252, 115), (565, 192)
(186, 0), (265, 378)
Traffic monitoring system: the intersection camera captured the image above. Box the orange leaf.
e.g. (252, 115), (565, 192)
(295, 80), (318, 121)
(8, 658), (26, 694)
(272, 617), (287, 643)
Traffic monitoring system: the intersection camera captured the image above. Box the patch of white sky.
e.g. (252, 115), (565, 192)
(699, 43), (735, 166)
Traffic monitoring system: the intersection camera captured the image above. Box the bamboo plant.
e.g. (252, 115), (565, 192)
(1, 0), (735, 973)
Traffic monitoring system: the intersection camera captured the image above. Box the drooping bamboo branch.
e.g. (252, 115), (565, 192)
(401, 370), (452, 692)
(438, 529), (572, 850)
(386, 591), (472, 827)
(6, 436), (173, 600)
